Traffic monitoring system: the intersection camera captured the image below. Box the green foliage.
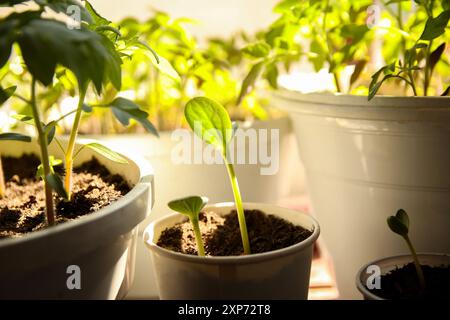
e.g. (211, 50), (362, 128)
(369, 1), (450, 99)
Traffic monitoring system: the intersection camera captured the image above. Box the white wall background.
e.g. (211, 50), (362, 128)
(91, 0), (278, 38)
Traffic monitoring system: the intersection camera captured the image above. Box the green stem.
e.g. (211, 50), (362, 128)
(404, 235), (426, 290)
(424, 40), (433, 96)
(190, 217), (205, 256)
(30, 78), (55, 225)
(224, 158), (251, 254)
(64, 86), (87, 200)
(333, 72), (342, 93)
(0, 154), (5, 198)
(322, 0), (341, 93)
(408, 71), (418, 96)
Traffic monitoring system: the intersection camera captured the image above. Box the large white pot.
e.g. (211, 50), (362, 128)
(89, 115), (305, 298)
(0, 139), (154, 299)
(143, 202), (320, 299)
(272, 90), (450, 299)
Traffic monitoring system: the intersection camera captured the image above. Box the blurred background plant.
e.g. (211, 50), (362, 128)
(238, 0), (450, 100)
(0, 8), (273, 135)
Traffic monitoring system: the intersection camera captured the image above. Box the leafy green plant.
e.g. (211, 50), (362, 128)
(168, 196), (208, 256)
(369, 1), (450, 99)
(185, 97), (251, 254)
(0, 1), (157, 224)
(387, 209), (426, 290)
(238, 0), (374, 102)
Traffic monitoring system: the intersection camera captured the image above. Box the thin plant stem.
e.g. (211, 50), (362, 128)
(322, 0), (342, 93)
(404, 235), (426, 290)
(30, 78), (55, 225)
(0, 154), (5, 198)
(190, 217), (205, 256)
(224, 158), (251, 254)
(424, 40), (433, 96)
(64, 86), (87, 200)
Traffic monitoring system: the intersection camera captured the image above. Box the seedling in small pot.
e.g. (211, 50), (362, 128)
(168, 196), (208, 256)
(387, 209), (426, 290)
(185, 97), (251, 254)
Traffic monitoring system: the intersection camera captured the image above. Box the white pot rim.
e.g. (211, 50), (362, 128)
(355, 252), (450, 300)
(273, 88), (450, 109)
(0, 138), (154, 249)
(144, 202), (320, 265)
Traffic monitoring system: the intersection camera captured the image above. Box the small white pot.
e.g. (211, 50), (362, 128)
(272, 89), (450, 298)
(356, 253), (450, 300)
(143, 202), (320, 299)
(0, 139), (154, 299)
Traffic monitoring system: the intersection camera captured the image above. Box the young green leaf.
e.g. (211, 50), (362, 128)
(387, 209), (409, 236)
(242, 42), (271, 58)
(429, 43), (446, 74)
(110, 97), (158, 136)
(0, 85), (16, 105)
(46, 173), (68, 200)
(168, 196), (209, 219)
(85, 0), (111, 26)
(84, 143), (128, 164)
(0, 132), (32, 142)
(237, 61), (265, 106)
(185, 97), (232, 154)
(420, 10), (450, 40)
(36, 156), (62, 178)
(168, 196), (208, 256)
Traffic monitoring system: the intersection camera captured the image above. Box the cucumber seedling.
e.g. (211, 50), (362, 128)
(184, 97), (251, 255)
(387, 209), (426, 290)
(168, 196), (208, 256)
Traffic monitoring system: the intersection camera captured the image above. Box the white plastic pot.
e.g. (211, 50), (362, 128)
(143, 202), (320, 299)
(272, 89), (450, 299)
(89, 115), (305, 299)
(0, 139), (154, 299)
(356, 253), (450, 300)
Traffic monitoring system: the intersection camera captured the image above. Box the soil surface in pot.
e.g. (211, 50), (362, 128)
(157, 209), (313, 256)
(367, 263), (450, 299)
(0, 154), (130, 239)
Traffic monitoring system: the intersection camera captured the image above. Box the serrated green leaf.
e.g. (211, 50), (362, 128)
(84, 143), (128, 164)
(420, 10), (450, 40)
(85, 0), (111, 26)
(185, 97), (232, 154)
(110, 97), (158, 136)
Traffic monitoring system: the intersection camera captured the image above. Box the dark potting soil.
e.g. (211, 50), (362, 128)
(0, 154), (130, 239)
(157, 209), (313, 256)
(367, 263), (450, 300)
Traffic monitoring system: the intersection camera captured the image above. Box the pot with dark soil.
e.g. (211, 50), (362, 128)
(0, 2), (157, 299)
(143, 97), (320, 299)
(0, 139), (153, 299)
(356, 209), (450, 300)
